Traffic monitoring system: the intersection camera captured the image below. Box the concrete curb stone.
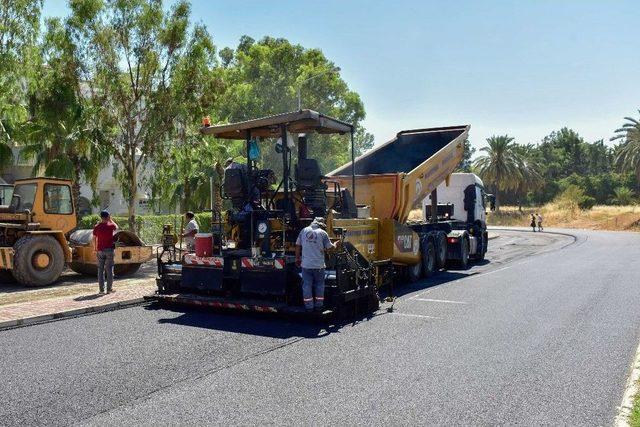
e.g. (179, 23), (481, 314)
(0, 296), (148, 331)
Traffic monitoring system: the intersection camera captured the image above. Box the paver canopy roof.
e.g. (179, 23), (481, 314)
(200, 109), (353, 139)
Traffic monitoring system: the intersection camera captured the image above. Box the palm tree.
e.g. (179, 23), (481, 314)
(19, 88), (107, 222)
(612, 112), (640, 181)
(611, 186), (635, 205)
(473, 135), (525, 210)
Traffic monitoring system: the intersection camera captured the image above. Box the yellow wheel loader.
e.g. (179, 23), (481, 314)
(0, 177), (153, 287)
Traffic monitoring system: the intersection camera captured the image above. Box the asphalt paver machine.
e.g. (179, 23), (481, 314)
(153, 110), (389, 318)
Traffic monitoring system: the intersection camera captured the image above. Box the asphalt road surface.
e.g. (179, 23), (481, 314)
(1, 228), (639, 425)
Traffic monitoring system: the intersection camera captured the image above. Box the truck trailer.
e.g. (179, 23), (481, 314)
(152, 110), (487, 317)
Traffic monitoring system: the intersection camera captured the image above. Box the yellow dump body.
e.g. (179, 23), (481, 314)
(328, 125), (469, 224)
(327, 125), (469, 267)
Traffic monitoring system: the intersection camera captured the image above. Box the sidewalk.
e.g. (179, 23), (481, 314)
(0, 279), (156, 329)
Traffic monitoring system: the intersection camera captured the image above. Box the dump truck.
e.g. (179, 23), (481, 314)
(0, 177), (153, 286)
(328, 126), (488, 279)
(152, 110), (487, 317)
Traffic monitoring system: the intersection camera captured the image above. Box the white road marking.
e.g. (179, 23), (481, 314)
(408, 288), (433, 300)
(615, 337), (640, 426)
(392, 312), (442, 320)
(415, 298), (468, 305)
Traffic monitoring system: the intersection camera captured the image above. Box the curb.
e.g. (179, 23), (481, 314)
(487, 234), (499, 240)
(0, 297), (147, 331)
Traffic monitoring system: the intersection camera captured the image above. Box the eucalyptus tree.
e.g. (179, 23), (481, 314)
(65, 0), (207, 228)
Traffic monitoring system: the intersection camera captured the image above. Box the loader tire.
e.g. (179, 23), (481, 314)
(12, 235), (65, 287)
(435, 233), (447, 269)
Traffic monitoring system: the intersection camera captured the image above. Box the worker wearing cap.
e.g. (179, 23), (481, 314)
(92, 210), (119, 294)
(295, 217), (336, 312)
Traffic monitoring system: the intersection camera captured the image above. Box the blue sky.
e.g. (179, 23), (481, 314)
(43, 0), (639, 151)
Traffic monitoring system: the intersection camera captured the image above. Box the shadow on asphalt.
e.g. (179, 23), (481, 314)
(144, 302), (377, 339)
(74, 293), (105, 301)
(386, 261), (491, 299)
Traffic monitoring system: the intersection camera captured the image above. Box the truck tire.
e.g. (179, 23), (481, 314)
(12, 235), (65, 287)
(435, 233), (447, 269)
(407, 261), (422, 283)
(421, 239), (436, 278)
(476, 234), (486, 261)
(459, 237), (470, 270)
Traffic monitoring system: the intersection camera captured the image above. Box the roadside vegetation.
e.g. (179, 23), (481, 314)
(0, 0), (373, 228)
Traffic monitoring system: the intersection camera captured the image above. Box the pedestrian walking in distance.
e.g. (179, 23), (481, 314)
(536, 213), (544, 232)
(182, 211), (199, 252)
(295, 217), (336, 312)
(530, 213), (537, 232)
(92, 210), (118, 294)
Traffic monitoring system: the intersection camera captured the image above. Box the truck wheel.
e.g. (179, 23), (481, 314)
(12, 235), (65, 287)
(476, 235), (486, 261)
(435, 233), (447, 269)
(459, 238), (470, 270)
(407, 261), (422, 283)
(422, 240), (436, 278)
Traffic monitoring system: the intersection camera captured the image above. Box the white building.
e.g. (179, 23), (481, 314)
(2, 149), (158, 217)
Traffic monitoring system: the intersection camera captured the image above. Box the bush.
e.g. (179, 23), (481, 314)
(611, 186), (635, 205)
(79, 212), (215, 244)
(554, 184), (595, 212)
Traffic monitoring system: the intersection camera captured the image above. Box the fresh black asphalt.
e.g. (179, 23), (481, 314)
(1, 229), (639, 425)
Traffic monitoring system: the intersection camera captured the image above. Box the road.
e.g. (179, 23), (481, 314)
(1, 229), (639, 425)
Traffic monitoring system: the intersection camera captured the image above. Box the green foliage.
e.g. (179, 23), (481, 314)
(213, 36), (368, 173)
(611, 186), (635, 205)
(0, 0), (42, 169)
(456, 139), (476, 172)
(613, 112), (640, 181)
(79, 212), (214, 244)
(473, 135), (541, 208)
(554, 184), (596, 211)
(64, 0), (213, 226)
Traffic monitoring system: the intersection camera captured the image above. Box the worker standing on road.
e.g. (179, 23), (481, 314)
(536, 213), (544, 232)
(530, 213), (537, 232)
(295, 217), (336, 312)
(182, 211), (199, 252)
(92, 210), (118, 294)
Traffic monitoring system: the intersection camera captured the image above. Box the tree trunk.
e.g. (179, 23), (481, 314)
(72, 159), (82, 225)
(183, 177), (191, 212)
(213, 162), (224, 221)
(127, 165), (137, 231)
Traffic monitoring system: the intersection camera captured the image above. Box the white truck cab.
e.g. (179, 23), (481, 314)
(422, 173), (487, 227)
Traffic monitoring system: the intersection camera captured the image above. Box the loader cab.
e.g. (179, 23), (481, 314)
(9, 178), (77, 233)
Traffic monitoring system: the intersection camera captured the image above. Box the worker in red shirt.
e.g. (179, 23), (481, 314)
(92, 210), (118, 294)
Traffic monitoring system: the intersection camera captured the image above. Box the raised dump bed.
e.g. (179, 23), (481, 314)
(328, 125), (469, 222)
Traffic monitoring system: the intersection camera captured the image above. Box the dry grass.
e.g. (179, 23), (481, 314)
(403, 205), (640, 231)
(488, 204), (640, 231)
